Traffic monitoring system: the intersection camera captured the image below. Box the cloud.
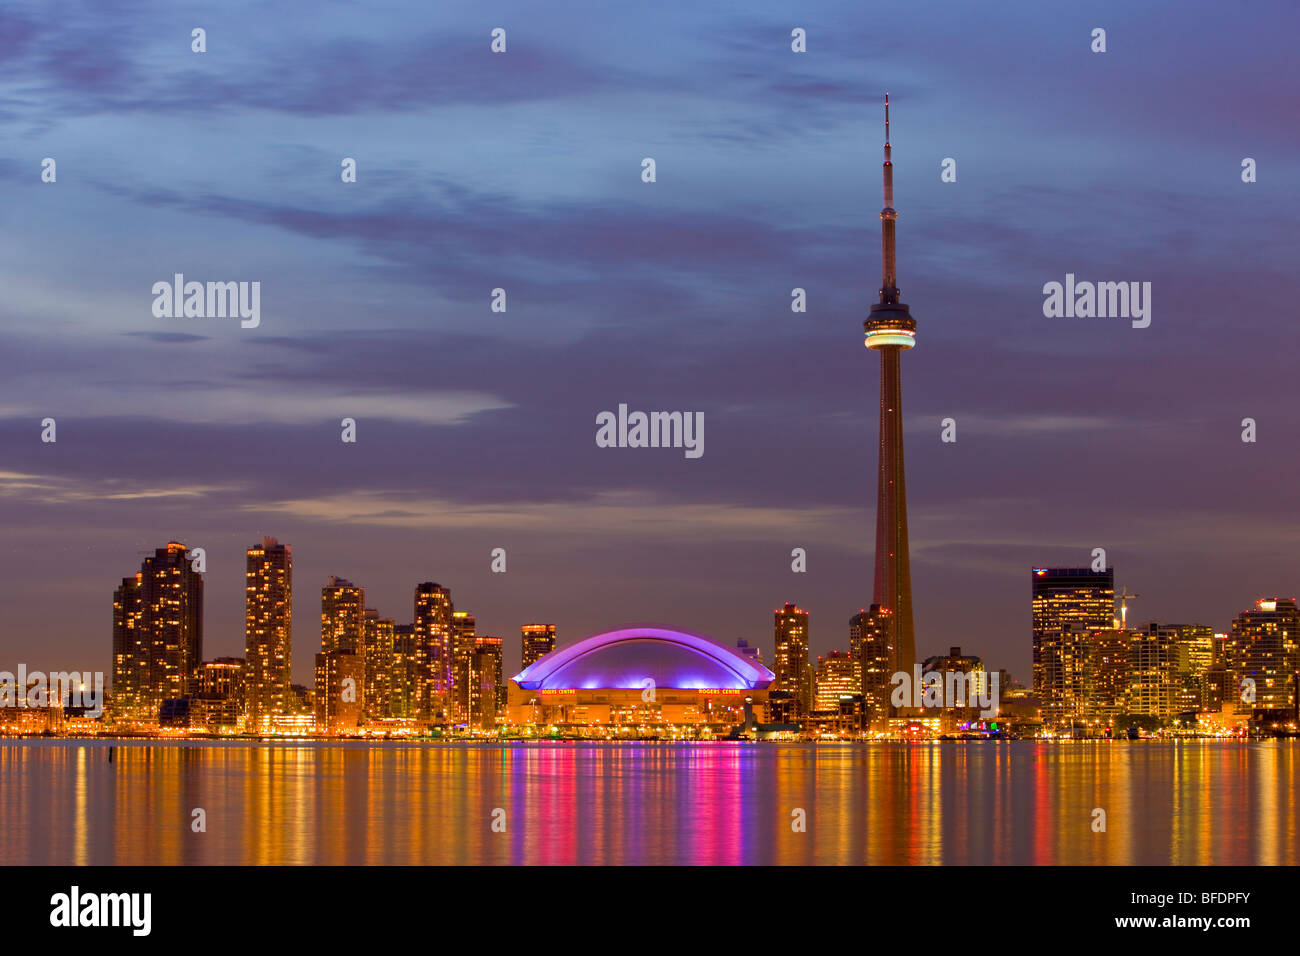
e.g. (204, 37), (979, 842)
(245, 487), (868, 546)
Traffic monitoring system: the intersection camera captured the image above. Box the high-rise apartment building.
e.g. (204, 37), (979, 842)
(391, 624), (416, 718)
(111, 574), (145, 717)
(364, 609), (395, 720)
(451, 610), (477, 724)
(521, 624), (557, 669)
(413, 582), (453, 722)
(321, 576), (365, 655)
(1169, 624), (1215, 713)
(244, 537), (292, 731)
(773, 603), (812, 715)
(112, 542), (204, 719)
(1129, 624), (1177, 718)
(469, 636), (504, 729)
(850, 607), (892, 725)
(317, 577), (366, 728)
(1081, 628), (1131, 719)
(1226, 598), (1300, 712)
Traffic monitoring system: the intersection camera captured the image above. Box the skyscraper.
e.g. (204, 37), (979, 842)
(1169, 624), (1215, 712)
(318, 576), (366, 727)
(1129, 623), (1177, 718)
(469, 636), (504, 729)
(121, 542), (203, 718)
(864, 94), (918, 685)
(850, 607), (892, 725)
(363, 608), (396, 720)
(321, 576), (365, 655)
(772, 603), (811, 715)
(1032, 567), (1115, 716)
(1226, 598), (1300, 712)
(244, 537), (292, 731)
(451, 609), (477, 724)
(813, 650), (860, 713)
(413, 582), (453, 722)
(111, 574), (144, 717)
(521, 623), (557, 669)
(391, 623), (416, 718)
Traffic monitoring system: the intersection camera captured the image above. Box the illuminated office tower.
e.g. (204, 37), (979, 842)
(244, 537), (292, 731)
(1169, 624), (1215, 712)
(413, 582), (454, 721)
(1128, 624), (1177, 718)
(864, 94), (918, 684)
(111, 574), (145, 717)
(1226, 598), (1300, 712)
(1031, 567), (1114, 716)
(469, 636), (505, 729)
(314, 649), (365, 733)
(850, 607), (892, 725)
(321, 576), (365, 654)
(390, 624), (416, 718)
(135, 542), (204, 717)
(363, 609), (395, 720)
(773, 603), (812, 715)
(451, 610), (477, 724)
(521, 624), (557, 669)
(1081, 628), (1131, 720)
(813, 650), (860, 713)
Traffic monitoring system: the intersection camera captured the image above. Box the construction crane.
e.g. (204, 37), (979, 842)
(1115, 586), (1141, 630)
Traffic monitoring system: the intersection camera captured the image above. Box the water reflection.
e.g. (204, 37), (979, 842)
(0, 740), (1294, 865)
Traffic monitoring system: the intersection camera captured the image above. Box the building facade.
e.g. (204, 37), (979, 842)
(772, 603), (812, 715)
(521, 624), (557, 669)
(1226, 598), (1300, 712)
(364, 609), (395, 720)
(244, 537), (292, 731)
(112, 542), (204, 719)
(813, 650), (860, 713)
(1032, 567), (1114, 719)
(850, 607), (892, 725)
(413, 582), (453, 722)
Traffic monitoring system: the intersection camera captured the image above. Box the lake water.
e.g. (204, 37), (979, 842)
(1, 739), (1295, 865)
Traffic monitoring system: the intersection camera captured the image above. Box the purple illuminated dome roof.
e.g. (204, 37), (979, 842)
(513, 626), (776, 691)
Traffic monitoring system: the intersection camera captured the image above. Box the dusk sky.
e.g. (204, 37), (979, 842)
(2, 0), (1299, 684)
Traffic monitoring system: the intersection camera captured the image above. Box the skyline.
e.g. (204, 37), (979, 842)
(66, 531), (1300, 692)
(4, 0), (1300, 685)
(17, 535), (1294, 739)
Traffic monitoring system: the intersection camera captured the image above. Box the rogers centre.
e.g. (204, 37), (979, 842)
(506, 626), (775, 736)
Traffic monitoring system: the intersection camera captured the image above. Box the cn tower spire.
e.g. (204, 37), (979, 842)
(879, 92), (899, 305)
(863, 90), (917, 710)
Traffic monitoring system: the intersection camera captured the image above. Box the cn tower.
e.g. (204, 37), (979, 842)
(864, 93), (917, 686)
